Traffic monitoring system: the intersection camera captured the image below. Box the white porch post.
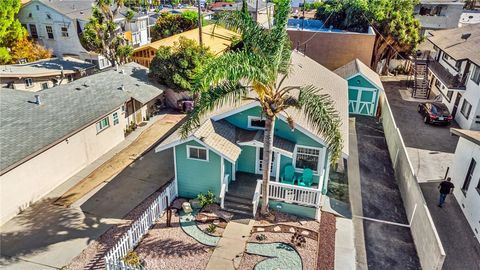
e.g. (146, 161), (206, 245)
(275, 153), (281, 182)
(220, 157), (225, 184)
(232, 161), (236, 181)
(173, 145), (178, 194)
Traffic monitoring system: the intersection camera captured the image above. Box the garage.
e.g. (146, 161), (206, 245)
(335, 59), (384, 117)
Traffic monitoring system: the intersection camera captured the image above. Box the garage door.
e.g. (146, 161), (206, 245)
(348, 88), (377, 116)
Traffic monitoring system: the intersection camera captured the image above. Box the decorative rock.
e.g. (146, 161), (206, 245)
(299, 220), (308, 226)
(189, 198), (202, 209)
(301, 231), (309, 236)
(256, 227), (265, 232)
(273, 226), (281, 232)
(213, 220), (219, 225)
(289, 227), (296, 233)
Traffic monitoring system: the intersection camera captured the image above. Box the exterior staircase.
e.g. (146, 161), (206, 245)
(222, 173), (258, 217)
(412, 59), (430, 99)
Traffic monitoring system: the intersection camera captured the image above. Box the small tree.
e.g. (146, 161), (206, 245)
(149, 37), (214, 91)
(81, 0), (133, 66)
(9, 38), (52, 64)
(150, 13), (198, 41)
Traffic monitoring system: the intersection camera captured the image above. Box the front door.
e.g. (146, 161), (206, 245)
(349, 88), (377, 116)
(256, 147), (277, 177)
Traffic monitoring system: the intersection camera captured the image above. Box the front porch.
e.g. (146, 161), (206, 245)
(221, 172), (323, 220)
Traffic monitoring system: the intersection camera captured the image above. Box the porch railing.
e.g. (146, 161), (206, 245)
(259, 181), (322, 207)
(252, 180), (262, 217)
(219, 174), (229, 209)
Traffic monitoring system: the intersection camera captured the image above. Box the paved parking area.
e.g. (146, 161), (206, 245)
(349, 116), (420, 270)
(382, 76), (459, 182)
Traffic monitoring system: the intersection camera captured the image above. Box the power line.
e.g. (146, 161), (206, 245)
(296, 12), (334, 48)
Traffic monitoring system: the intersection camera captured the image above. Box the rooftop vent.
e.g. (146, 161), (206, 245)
(83, 83), (89, 87)
(461, 33), (471, 41)
(120, 69), (125, 74)
(34, 95), (41, 105)
(75, 87), (81, 90)
(120, 84), (125, 91)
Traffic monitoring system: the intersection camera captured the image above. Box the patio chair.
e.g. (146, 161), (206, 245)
(298, 168), (313, 187)
(280, 165), (296, 185)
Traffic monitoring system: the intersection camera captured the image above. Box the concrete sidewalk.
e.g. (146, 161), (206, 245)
(206, 220), (254, 270)
(0, 113), (181, 269)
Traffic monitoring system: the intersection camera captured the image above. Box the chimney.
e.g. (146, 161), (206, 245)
(34, 95), (41, 105)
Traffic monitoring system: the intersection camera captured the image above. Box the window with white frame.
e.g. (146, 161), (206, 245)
(460, 99), (472, 119)
(248, 116), (266, 129)
(294, 146), (321, 172)
(113, 112), (119, 125)
(46, 25), (54, 39)
(25, 78), (33, 87)
(187, 146), (208, 161)
(61, 26), (69, 37)
(96, 116), (110, 133)
(471, 65), (480, 85)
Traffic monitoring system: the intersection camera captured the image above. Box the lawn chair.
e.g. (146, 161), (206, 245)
(298, 168), (313, 187)
(280, 165), (296, 185)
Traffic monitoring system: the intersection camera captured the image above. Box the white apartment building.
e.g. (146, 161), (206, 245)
(18, 0), (150, 69)
(426, 24), (480, 130)
(449, 129), (480, 243)
(414, 0), (465, 35)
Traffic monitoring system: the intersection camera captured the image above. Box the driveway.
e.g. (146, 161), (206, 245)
(349, 116), (420, 270)
(0, 147), (174, 269)
(382, 76), (459, 182)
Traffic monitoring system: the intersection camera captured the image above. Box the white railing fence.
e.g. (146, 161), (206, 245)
(252, 180), (262, 217)
(259, 180), (322, 207)
(104, 178), (178, 270)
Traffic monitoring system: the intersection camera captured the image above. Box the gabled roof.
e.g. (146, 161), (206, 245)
(0, 62), (164, 174)
(334, 58), (384, 90)
(0, 57), (95, 78)
(134, 25), (238, 55)
(156, 51), (349, 158)
(427, 24), (480, 66)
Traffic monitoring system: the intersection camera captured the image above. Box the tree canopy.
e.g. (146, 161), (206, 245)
(150, 12), (202, 41)
(149, 37), (214, 91)
(81, 0), (133, 66)
(0, 0), (51, 64)
(315, 0), (422, 73)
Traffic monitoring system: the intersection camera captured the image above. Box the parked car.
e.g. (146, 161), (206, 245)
(417, 102), (453, 125)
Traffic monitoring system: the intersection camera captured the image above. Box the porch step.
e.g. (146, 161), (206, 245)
(223, 200), (253, 216)
(224, 193), (253, 204)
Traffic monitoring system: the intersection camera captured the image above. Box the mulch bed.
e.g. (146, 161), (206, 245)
(317, 212), (336, 270)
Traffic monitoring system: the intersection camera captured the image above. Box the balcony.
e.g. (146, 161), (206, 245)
(428, 59), (466, 90)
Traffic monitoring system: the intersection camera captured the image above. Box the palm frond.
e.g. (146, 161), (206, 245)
(297, 85), (343, 162)
(179, 81), (249, 138)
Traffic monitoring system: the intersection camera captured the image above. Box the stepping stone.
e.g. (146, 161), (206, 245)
(299, 220), (307, 225)
(301, 231), (309, 236)
(257, 228), (265, 232)
(273, 226), (281, 232)
(289, 227), (296, 233)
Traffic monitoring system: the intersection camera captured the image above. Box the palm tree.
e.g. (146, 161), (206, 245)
(180, 0), (343, 216)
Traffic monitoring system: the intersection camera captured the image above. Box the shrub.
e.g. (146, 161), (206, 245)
(256, 234), (267, 241)
(197, 191), (216, 207)
(123, 251), (142, 267)
(206, 224), (216, 233)
(150, 13), (196, 42)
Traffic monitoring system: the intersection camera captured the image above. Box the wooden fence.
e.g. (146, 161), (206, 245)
(104, 179), (178, 270)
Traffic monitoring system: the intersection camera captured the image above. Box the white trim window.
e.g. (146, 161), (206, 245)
(25, 78), (33, 87)
(187, 145), (208, 161)
(113, 112), (119, 125)
(45, 25), (54, 39)
(96, 116), (110, 133)
(61, 26), (69, 37)
(248, 116), (266, 129)
(471, 65), (480, 85)
(460, 99), (472, 119)
(294, 146), (322, 172)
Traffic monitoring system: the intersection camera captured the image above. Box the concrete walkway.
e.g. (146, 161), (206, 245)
(206, 220), (254, 270)
(334, 217), (355, 270)
(0, 113), (182, 269)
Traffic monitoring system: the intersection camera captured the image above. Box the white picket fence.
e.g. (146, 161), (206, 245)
(260, 181), (322, 207)
(104, 178), (178, 270)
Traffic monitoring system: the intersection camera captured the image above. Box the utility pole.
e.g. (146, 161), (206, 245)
(197, 0), (203, 46)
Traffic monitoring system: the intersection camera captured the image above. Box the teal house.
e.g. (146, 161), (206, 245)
(334, 59), (384, 117)
(155, 52), (349, 220)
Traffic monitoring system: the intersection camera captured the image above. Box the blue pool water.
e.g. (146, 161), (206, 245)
(287, 19), (343, 32)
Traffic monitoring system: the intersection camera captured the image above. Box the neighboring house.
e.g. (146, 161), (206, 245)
(414, 0), (465, 34)
(209, 0), (274, 27)
(287, 19), (376, 71)
(425, 24), (480, 130)
(0, 62), (164, 225)
(155, 51), (348, 220)
(18, 0), (150, 69)
(449, 128), (480, 243)
(131, 25), (238, 68)
(334, 59), (384, 117)
(0, 57), (95, 92)
(459, 10), (480, 26)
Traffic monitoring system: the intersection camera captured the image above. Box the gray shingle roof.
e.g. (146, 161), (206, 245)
(0, 62), (164, 173)
(0, 57), (95, 78)
(427, 24), (480, 66)
(334, 58), (384, 90)
(156, 51), (349, 157)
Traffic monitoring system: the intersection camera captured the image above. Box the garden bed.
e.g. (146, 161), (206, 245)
(238, 210), (320, 270)
(317, 212), (336, 270)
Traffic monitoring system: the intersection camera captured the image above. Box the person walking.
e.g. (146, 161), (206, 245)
(438, 177), (454, 208)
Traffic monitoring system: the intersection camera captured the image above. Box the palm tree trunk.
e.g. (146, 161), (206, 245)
(260, 115), (275, 215)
